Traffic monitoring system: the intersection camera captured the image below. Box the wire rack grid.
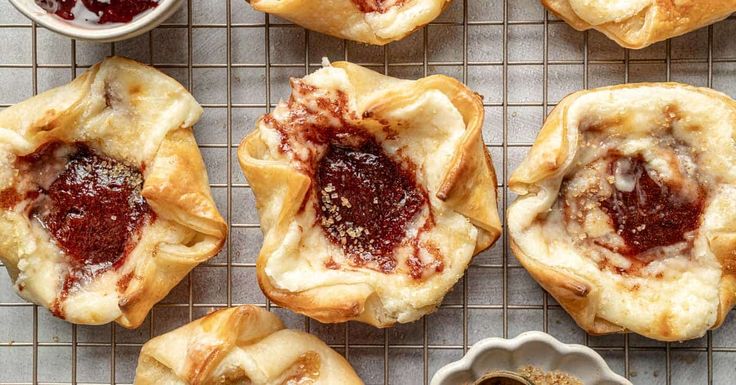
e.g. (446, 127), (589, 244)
(1, 0), (736, 384)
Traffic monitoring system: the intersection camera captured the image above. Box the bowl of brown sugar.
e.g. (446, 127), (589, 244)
(431, 332), (631, 385)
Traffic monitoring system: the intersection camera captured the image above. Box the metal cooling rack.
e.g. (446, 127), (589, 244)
(1, 0), (736, 384)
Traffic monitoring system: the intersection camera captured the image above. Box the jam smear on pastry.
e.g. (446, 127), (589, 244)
(15, 142), (153, 315)
(560, 145), (707, 272)
(599, 155), (705, 258)
(316, 139), (427, 273)
(34, 144), (152, 267)
(36, 0), (159, 24)
(268, 81), (434, 276)
(352, 0), (406, 13)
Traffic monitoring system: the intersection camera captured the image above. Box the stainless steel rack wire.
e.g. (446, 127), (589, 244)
(1, 0), (736, 384)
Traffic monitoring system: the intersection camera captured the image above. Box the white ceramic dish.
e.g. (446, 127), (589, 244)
(9, 0), (183, 42)
(431, 331), (632, 385)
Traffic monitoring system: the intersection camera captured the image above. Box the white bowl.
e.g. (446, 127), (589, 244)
(431, 332), (632, 385)
(9, 0), (183, 42)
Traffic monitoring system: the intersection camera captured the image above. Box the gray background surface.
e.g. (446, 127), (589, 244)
(1, 0), (736, 384)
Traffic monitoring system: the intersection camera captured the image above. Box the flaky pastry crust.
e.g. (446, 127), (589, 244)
(135, 305), (363, 385)
(542, 0), (736, 49)
(0, 56), (227, 328)
(249, 0), (451, 45)
(238, 61), (501, 327)
(508, 83), (736, 341)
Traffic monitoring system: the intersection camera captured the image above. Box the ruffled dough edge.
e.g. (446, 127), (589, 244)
(507, 82), (736, 341)
(542, 0), (736, 49)
(134, 305), (363, 385)
(237, 61), (502, 327)
(0, 56), (227, 328)
(250, 0), (452, 45)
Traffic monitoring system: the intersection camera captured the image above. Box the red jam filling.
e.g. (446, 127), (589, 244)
(16, 142), (153, 317)
(315, 139), (427, 273)
(599, 156), (704, 258)
(35, 0), (158, 24)
(269, 83), (434, 276)
(37, 145), (151, 267)
(352, 0), (405, 13)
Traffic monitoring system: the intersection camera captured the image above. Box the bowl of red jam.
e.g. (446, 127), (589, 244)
(10, 0), (183, 42)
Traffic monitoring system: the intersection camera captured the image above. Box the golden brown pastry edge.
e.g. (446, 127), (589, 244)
(541, 0), (736, 49)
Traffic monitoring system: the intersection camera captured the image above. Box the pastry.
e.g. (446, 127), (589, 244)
(0, 56), (227, 328)
(249, 0), (451, 45)
(542, 0), (736, 49)
(238, 61), (501, 327)
(508, 83), (736, 341)
(134, 305), (364, 385)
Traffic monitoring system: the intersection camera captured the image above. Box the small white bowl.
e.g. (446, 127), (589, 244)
(431, 332), (632, 385)
(9, 0), (183, 42)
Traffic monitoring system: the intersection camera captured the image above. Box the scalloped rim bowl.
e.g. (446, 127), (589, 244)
(9, 0), (183, 42)
(431, 332), (632, 385)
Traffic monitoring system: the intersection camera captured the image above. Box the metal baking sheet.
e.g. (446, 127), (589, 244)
(1, 0), (736, 384)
